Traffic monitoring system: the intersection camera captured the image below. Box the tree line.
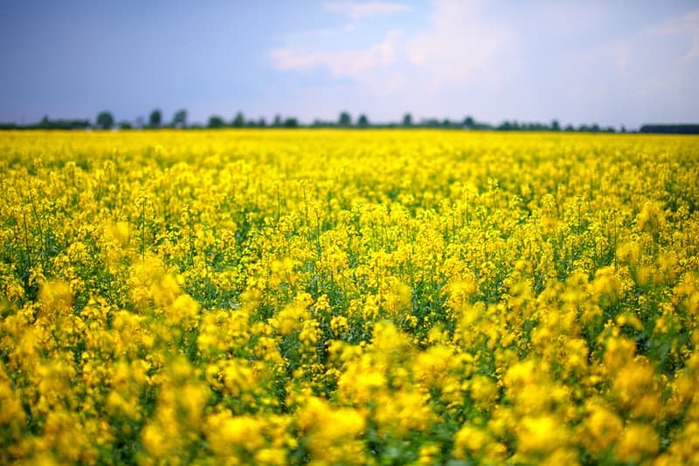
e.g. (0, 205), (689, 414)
(2, 109), (696, 133)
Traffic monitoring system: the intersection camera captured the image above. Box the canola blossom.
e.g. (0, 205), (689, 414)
(1, 129), (699, 465)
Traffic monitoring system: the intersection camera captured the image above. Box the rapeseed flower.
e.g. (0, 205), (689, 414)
(0, 129), (697, 464)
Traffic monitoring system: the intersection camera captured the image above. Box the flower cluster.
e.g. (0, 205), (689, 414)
(1, 129), (698, 464)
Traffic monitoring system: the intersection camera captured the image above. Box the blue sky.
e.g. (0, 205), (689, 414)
(1, 0), (698, 129)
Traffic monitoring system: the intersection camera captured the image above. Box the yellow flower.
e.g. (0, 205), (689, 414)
(517, 415), (567, 455)
(39, 280), (73, 318)
(615, 423), (659, 463)
(296, 397), (366, 464)
(469, 374), (499, 410)
(206, 412), (266, 455)
(453, 424), (492, 457)
(254, 448), (287, 465)
(580, 403), (623, 452)
(383, 277), (412, 316)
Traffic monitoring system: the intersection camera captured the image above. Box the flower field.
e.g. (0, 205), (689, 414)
(1, 129), (699, 465)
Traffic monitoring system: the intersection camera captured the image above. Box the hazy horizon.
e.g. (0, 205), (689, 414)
(1, 0), (698, 129)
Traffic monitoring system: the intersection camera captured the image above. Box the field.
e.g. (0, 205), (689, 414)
(1, 129), (699, 465)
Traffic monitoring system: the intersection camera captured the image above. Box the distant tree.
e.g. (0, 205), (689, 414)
(31, 115), (92, 129)
(338, 111), (352, 127)
(96, 111), (114, 130)
(498, 120), (517, 131)
(32, 116), (90, 130)
(273, 114), (283, 127)
(118, 120), (133, 130)
(232, 112), (245, 128)
(172, 109), (187, 128)
(402, 113), (413, 127)
(551, 120), (560, 131)
(149, 109), (162, 128)
(311, 119), (333, 127)
(258, 118), (267, 128)
(463, 116), (475, 129)
(283, 117), (299, 128)
(621, 125), (626, 133)
(639, 124), (699, 134)
(357, 114), (369, 128)
(207, 115), (226, 128)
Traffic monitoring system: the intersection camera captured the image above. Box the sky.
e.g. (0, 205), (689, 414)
(1, 0), (698, 129)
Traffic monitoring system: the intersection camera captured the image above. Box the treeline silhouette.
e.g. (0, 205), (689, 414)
(639, 124), (699, 135)
(2, 109), (697, 134)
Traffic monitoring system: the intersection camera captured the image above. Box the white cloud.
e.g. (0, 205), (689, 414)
(647, 10), (699, 62)
(324, 1), (413, 19)
(405, 0), (512, 90)
(270, 30), (402, 79)
(572, 8), (699, 88)
(556, 7), (699, 126)
(270, 0), (511, 93)
(269, 1), (699, 126)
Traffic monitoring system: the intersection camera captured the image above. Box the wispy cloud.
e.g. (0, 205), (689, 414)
(647, 10), (699, 62)
(324, 1), (413, 19)
(270, 30), (402, 79)
(270, 0), (511, 92)
(268, 1), (699, 126)
(555, 6), (699, 125)
(405, 0), (512, 90)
